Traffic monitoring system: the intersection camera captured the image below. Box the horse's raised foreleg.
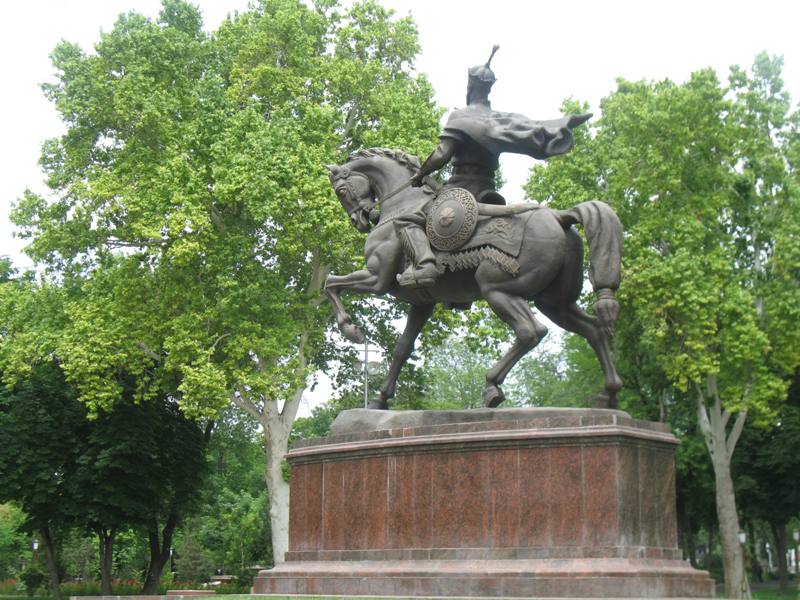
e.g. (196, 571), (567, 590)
(374, 303), (435, 409)
(482, 291), (548, 407)
(536, 301), (623, 409)
(324, 270), (382, 344)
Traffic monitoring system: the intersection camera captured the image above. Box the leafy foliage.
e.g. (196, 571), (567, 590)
(7, 0), (441, 419)
(528, 53), (800, 423)
(0, 504), (30, 578)
(509, 335), (600, 408)
(0, 362), (86, 534)
(422, 337), (497, 409)
(188, 407), (272, 577)
(3, 0), (442, 564)
(526, 53), (800, 597)
(734, 371), (800, 526)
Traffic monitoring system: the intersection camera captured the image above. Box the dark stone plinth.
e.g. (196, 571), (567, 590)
(253, 408), (713, 598)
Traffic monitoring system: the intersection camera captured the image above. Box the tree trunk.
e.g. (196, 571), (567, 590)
(712, 448), (749, 599)
(264, 418), (291, 564)
(770, 521), (789, 591)
(683, 517), (698, 568)
(142, 513), (178, 594)
(696, 379), (751, 599)
(39, 527), (62, 600)
(232, 379), (305, 566)
(228, 253), (327, 566)
(678, 501), (697, 567)
(238, 334), (311, 565)
(98, 528), (116, 595)
(745, 520), (761, 582)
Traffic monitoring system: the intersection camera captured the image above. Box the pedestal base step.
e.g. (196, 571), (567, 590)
(253, 558), (714, 598)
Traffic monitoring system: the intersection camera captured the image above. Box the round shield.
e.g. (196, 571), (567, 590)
(426, 187), (478, 251)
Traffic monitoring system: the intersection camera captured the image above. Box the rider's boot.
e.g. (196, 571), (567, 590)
(397, 225), (438, 288)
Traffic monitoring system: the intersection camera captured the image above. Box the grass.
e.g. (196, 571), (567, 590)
(751, 589), (800, 600)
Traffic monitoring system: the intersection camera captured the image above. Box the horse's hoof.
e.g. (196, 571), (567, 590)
(484, 385), (505, 408)
(341, 322), (365, 344)
(593, 392), (618, 409)
(367, 398), (389, 410)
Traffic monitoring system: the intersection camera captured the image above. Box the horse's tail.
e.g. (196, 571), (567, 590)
(556, 201), (622, 337)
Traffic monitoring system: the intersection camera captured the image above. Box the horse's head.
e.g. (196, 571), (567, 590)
(326, 163), (376, 233)
(327, 149), (429, 233)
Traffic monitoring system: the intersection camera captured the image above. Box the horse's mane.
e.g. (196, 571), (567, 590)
(346, 148), (421, 171)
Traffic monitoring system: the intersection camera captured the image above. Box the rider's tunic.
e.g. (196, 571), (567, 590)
(395, 104), (582, 231)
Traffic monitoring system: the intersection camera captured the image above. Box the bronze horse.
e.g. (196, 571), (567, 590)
(325, 148), (623, 409)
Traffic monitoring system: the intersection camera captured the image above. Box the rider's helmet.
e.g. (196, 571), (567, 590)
(467, 45), (499, 105)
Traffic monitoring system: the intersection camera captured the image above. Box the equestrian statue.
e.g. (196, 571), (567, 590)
(324, 47), (623, 410)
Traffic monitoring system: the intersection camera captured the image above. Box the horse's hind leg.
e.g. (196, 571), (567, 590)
(374, 303), (435, 409)
(536, 301), (623, 409)
(483, 291), (548, 408)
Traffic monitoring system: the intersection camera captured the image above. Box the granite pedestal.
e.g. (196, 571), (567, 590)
(253, 408), (713, 598)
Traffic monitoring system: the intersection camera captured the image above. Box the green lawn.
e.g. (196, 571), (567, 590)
(750, 589), (800, 600)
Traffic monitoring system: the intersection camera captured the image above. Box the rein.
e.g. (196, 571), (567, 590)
(372, 178), (414, 208)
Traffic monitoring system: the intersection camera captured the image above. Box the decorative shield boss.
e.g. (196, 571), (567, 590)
(426, 187), (478, 251)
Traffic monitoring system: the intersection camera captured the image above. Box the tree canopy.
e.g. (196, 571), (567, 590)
(3, 0), (442, 565)
(526, 53), (800, 598)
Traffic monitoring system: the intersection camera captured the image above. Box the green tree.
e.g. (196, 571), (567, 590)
(423, 336), (497, 409)
(194, 406), (271, 578)
(734, 370), (800, 590)
(7, 0), (440, 564)
(174, 532), (213, 583)
(0, 503), (30, 578)
(59, 531), (97, 583)
(510, 335), (602, 408)
(71, 393), (209, 593)
(0, 362), (85, 600)
(0, 263), (210, 593)
(526, 55), (800, 598)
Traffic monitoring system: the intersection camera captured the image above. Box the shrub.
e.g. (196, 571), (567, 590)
(59, 580), (101, 596)
(59, 579), (144, 596)
(20, 567), (46, 596)
(159, 581), (201, 593)
(214, 582), (250, 595)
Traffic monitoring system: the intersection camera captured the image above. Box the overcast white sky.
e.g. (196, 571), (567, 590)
(1, 0), (798, 413)
(2, 1), (799, 267)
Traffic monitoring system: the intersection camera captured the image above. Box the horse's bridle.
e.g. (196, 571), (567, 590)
(332, 167), (375, 220)
(333, 167), (379, 230)
(335, 166), (419, 215)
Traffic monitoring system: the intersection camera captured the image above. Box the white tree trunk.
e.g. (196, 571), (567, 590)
(696, 377), (751, 599)
(264, 418), (291, 563)
(229, 253), (328, 565)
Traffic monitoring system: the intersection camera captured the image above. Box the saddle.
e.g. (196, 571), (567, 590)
(425, 187), (539, 276)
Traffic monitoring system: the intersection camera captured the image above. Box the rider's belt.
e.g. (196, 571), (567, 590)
(452, 164), (494, 178)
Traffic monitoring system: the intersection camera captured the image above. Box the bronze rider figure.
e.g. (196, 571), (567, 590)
(395, 45), (591, 288)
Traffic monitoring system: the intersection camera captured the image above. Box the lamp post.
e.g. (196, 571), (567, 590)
(793, 530), (799, 574)
(23, 538), (39, 573)
(363, 339), (369, 408)
(360, 340), (382, 408)
(738, 531), (746, 545)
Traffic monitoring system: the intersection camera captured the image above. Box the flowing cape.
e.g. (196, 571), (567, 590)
(442, 106), (591, 160)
